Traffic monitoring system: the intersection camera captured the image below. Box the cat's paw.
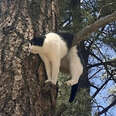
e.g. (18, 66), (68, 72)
(45, 80), (56, 85)
(65, 80), (76, 86)
(45, 80), (52, 83)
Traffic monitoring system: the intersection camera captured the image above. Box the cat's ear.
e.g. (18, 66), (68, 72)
(33, 31), (46, 40)
(42, 35), (46, 39)
(37, 35), (46, 39)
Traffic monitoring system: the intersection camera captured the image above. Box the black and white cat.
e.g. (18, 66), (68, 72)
(29, 32), (84, 102)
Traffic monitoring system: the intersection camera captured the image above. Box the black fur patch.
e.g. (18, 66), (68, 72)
(57, 32), (74, 49)
(69, 73), (84, 103)
(30, 35), (46, 46)
(69, 83), (79, 102)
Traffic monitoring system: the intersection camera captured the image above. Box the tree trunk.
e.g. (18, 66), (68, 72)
(0, 0), (58, 116)
(70, 0), (91, 115)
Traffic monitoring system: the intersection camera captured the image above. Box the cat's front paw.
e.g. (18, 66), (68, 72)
(45, 80), (52, 83)
(45, 80), (56, 85)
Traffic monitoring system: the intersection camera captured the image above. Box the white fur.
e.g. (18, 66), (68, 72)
(29, 32), (83, 86)
(66, 46), (83, 85)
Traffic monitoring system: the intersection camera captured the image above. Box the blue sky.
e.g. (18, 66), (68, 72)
(89, 42), (116, 116)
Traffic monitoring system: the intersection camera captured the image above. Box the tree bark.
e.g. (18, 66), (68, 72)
(0, 0), (58, 116)
(72, 11), (116, 46)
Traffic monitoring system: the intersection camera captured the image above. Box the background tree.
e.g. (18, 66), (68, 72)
(56, 0), (116, 116)
(56, 0), (91, 116)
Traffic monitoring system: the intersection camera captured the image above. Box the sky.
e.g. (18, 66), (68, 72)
(90, 42), (116, 116)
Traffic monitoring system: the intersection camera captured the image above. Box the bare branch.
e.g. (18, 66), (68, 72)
(88, 58), (116, 69)
(92, 76), (112, 99)
(72, 11), (116, 46)
(98, 99), (116, 115)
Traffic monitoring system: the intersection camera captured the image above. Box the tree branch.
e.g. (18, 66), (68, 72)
(92, 76), (111, 99)
(88, 58), (116, 69)
(72, 11), (116, 46)
(98, 99), (116, 115)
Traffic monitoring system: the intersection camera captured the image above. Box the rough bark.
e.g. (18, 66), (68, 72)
(0, 0), (58, 116)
